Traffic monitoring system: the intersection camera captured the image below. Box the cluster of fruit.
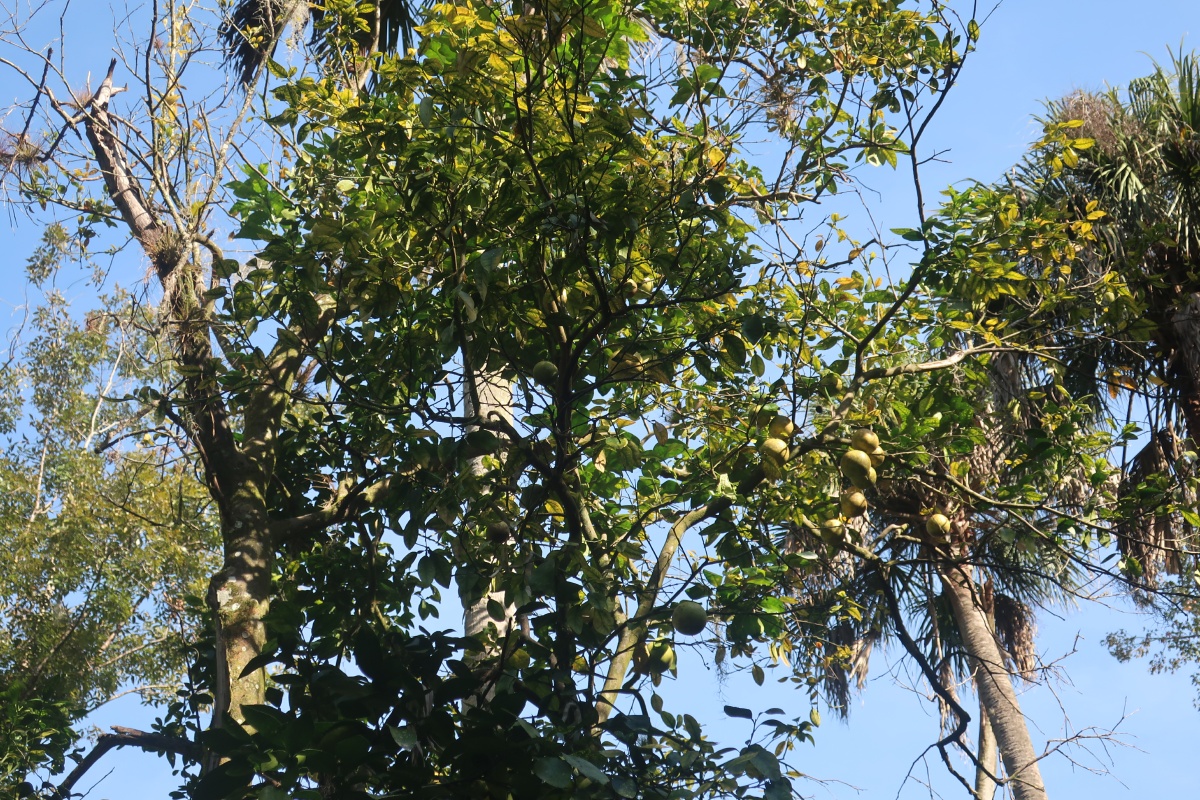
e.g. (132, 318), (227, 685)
(821, 428), (887, 540)
(641, 601), (710, 676)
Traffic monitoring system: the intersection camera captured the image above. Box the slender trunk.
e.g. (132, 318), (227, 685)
(975, 700), (998, 800)
(976, 585), (999, 800)
(937, 560), (1047, 800)
(462, 368), (516, 658)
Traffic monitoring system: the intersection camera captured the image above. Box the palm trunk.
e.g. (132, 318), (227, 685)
(937, 560), (1047, 800)
(975, 700), (998, 800)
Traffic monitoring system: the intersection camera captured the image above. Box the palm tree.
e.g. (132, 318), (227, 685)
(1013, 53), (1200, 586)
(220, 0), (419, 87)
(776, 346), (1089, 800)
(897, 49), (1200, 797)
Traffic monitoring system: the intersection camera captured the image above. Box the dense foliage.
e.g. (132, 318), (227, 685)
(1, 2), (1198, 800)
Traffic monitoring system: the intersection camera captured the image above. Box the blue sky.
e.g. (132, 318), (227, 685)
(6, 1), (1200, 797)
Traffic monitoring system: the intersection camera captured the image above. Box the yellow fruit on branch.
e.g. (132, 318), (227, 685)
(840, 449), (876, 488)
(850, 428), (880, 451)
(820, 517), (845, 542)
(840, 489), (868, 518)
(768, 415), (795, 439)
(926, 513), (952, 539)
(868, 445), (886, 467)
(761, 437), (790, 464)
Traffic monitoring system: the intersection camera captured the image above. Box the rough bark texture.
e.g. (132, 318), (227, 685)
(938, 560), (1047, 800)
(209, 498), (273, 725)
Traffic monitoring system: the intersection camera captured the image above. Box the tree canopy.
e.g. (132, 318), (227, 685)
(1, 2), (1198, 800)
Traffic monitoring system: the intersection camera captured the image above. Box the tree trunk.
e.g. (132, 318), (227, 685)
(975, 700), (998, 800)
(938, 560), (1047, 800)
(80, 60), (307, 738)
(461, 368), (516, 660)
(208, 497), (273, 726)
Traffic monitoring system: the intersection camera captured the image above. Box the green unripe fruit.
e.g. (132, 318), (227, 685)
(840, 489), (868, 518)
(532, 360), (559, 386)
(819, 373), (844, 393)
(926, 513), (952, 539)
(671, 601), (709, 636)
(761, 437), (790, 464)
(820, 517), (845, 541)
(647, 640), (676, 674)
(868, 445), (886, 468)
(850, 429), (880, 451)
(840, 449), (875, 488)
(769, 415), (795, 439)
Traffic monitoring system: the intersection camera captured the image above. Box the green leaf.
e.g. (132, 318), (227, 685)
(563, 754), (609, 784)
(534, 757), (574, 788)
(487, 598), (508, 621)
(611, 775), (638, 798)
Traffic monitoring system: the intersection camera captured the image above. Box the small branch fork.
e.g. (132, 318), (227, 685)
(47, 726), (201, 799)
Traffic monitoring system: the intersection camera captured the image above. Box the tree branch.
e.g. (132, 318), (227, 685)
(270, 474), (395, 545)
(49, 726), (200, 799)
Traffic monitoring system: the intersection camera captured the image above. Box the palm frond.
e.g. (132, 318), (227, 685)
(1117, 427), (1191, 586)
(220, 0), (421, 88)
(219, 0), (309, 87)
